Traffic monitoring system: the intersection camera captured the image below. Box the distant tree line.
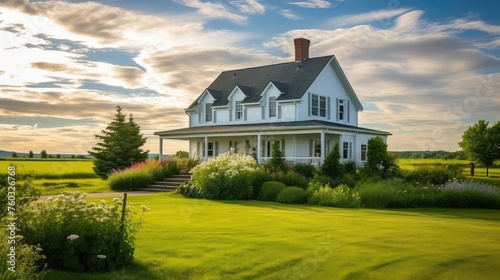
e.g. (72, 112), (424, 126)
(389, 150), (467, 160)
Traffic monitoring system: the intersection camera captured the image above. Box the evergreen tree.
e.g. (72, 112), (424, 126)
(40, 150), (48, 158)
(28, 150), (34, 158)
(11, 152), (18, 158)
(321, 143), (343, 179)
(267, 141), (286, 173)
(459, 120), (500, 176)
(88, 106), (149, 179)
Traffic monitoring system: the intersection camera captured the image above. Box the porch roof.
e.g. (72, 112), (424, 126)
(154, 120), (391, 138)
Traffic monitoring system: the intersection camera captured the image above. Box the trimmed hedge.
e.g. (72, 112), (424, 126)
(258, 181), (286, 201)
(277, 187), (307, 204)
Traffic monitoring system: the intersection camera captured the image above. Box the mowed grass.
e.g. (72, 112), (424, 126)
(398, 158), (500, 187)
(0, 159), (107, 195)
(45, 193), (500, 280)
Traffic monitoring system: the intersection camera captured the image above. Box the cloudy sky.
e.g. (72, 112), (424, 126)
(1, 0), (499, 155)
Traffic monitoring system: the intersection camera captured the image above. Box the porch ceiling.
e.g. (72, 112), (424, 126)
(154, 120), (391, 139)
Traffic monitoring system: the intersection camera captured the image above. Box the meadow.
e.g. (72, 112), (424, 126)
(397, 158), (500, 187)
(44, 193), (500, 279)
(0, 159), (110, 195)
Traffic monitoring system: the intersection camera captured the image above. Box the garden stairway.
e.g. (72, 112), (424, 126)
(142, 174), (191, 192)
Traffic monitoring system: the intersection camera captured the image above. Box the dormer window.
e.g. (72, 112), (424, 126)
(205, 103), (212, 122)
(235, 101), (243, 120)
(269, 97), (277, 118)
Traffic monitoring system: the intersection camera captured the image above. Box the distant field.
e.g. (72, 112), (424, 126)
(397, 158), (500, 187)
(1, 159), (107, 194)
(0, 159), (95, 177)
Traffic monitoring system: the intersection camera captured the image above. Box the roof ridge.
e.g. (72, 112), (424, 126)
(219, 55), (334, 74)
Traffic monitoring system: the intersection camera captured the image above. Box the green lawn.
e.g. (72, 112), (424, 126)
(45, 193), (500, 280)
(32, 178), (110, 195)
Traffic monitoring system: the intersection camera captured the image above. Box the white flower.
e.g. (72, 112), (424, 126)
(67, 234), (79, 241)
(97, 254), (106, 259)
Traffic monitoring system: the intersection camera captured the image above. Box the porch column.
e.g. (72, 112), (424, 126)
(320, 130), (326, 164)
(204, 136), (208, 160)
(159, 137), (163, 161)
(257, 134), (262, 164)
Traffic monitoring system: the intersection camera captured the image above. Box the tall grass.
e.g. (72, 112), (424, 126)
(108, 160), (178, 191)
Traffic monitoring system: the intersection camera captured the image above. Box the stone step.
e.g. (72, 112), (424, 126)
(141, 174), (191, 192)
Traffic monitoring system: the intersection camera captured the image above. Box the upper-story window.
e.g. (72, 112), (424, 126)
(205, 103), (212, 122)
(235, 101), (243, 120)
(311, 94), (327, 117)
(269, 97), (277, 118)
(338, 99), (345, 121)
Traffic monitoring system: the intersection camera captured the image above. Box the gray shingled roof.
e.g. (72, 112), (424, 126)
(188, 55), (334, 109)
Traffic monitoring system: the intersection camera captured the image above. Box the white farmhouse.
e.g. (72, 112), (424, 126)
(155, 38), (390, 166)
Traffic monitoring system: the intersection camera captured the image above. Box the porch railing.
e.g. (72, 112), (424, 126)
(260, 157), (321, 167)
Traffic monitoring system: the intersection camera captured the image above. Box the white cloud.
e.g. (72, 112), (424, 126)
(266, 10), (500, 151)
(230, 0), (266, 15)
(326, 8), (412, 27)
(280, 9), (302, 20)
(288, 0), (331, 9)
(173, 0), (248, 23)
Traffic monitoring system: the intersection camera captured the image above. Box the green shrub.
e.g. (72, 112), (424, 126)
(265, 142), (287, 173)
(174, 157), (200, 172)
(292, 164), (317, 178)
(17, 192), (148, 272)
(108, 160), (178, 191)
(277, 187), (307, 204)
(251, 169), (274, 199)
(0, 232), (46, 280)
(277, 171), (309, 189)
(310, 185), (361, 208)
(435, 190), (500, 209)
(310, 175), (335, 188)
(357, 181), (395, 208)
(343, 161), (357, 176)
(187, 150), (259, 200)
(405, 165), (461, 186)
(258, 181), (286, 201)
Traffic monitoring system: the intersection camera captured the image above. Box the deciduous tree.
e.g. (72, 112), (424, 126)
(459, 120), (500, 176)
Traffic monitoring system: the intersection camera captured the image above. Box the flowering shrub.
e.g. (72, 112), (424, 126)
(108, 159), (178, 191)
(442, 180), (498, 194)
(17, 192), (148, 272)
(187, 150), (259, 199)
(309, 185), (361, 208)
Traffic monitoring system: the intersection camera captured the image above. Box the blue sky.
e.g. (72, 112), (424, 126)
(0, 0), (499, 154)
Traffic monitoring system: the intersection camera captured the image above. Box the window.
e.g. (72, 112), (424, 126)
(269, 97), (277, 118)
(203, 142), (214, 157)
(235, 101), (243, 120)
(205, 103), (212, 122)
(342, 142), (351, 159)
(338, 100), (345, 121)
(361, 144), (367, 162)
(311, 94), (327, 117)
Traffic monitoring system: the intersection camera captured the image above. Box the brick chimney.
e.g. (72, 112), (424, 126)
(294, 38), (310, 62)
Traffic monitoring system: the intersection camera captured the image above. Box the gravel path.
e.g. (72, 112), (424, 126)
(39, 191), (157, 200)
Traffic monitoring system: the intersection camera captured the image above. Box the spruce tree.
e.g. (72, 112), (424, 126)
(89, 106), (149, 179)
(321, 143), (343, 179)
